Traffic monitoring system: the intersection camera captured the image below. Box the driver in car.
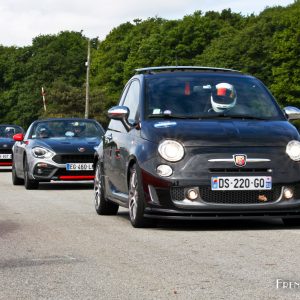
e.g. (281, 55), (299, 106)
(210, 83), (237, 113)
(72, 122), (86, 137)
(36, 126), (51, 139)
(5, 127), (15, 138)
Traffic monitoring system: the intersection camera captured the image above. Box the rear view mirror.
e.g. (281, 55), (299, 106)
(283, 106), (300, 120)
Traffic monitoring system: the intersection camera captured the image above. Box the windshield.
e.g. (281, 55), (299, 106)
(145, 74), (284, 120)
(0, 125), (23, 138)
(29, 120), (103, 139)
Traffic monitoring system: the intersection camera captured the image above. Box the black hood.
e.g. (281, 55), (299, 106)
(33, 137), (100, 154)
(141, 120), (299, 147)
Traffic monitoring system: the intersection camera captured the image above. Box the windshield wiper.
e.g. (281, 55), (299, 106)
(148, 114), (198, 119)
(148, 113), (269, 120)
(196, 113), (269, 120)
(220, 114), (269, 120)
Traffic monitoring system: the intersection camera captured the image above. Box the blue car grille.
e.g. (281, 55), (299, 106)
(0, 149), (12, 153)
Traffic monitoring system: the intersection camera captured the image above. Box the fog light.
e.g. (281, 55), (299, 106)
(186, 188), (199, 200)
(37, 163), (48, 168)
(283, 187), (294, 199)
(156, 165), (173, 177)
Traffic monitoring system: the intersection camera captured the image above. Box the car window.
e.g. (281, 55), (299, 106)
(29, 120), (103, 139)
(122, 80), (140, 124)
(145, 74), (284, 120)
(0, 125), (23, 138)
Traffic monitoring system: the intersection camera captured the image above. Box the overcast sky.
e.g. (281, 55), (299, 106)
(0, 0), (295, 46)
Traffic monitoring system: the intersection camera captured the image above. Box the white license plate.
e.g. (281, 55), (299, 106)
(211, 176), (272, 190)
(0, 154), (12, 159)
(66, 163), (94, 171)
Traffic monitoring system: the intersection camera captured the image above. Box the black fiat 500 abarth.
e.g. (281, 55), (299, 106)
(94, 66), (300, 228)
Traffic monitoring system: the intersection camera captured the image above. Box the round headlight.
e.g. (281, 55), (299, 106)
(286, 140), (300, 161)
(158, 140), (184, 162)
(156, 164), (173, 177)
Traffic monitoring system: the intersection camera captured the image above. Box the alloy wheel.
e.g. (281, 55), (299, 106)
(94, 163), (101, 209)
(129, 170), (138, 222)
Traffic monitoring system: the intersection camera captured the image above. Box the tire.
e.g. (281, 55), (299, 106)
(12, 161), (24, 185)
(128, 163), (156, 228)
(94, 161), (119, 215)
(24, 159), (39, 190)
(282, 218), (300, 227)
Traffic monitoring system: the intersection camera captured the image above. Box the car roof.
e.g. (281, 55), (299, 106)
(135, 66), (242, 75)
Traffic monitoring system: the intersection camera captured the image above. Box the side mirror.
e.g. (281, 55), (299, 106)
(13, 133), (24, 142)
(283, 106), (300, 120)
(108, 106), (132, 131)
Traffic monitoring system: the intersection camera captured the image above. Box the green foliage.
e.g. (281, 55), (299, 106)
(41, 80), (108, 127)
(0, 2), (300, 129)
(270, 2), (300, 106)
(0, 31), (88, 128)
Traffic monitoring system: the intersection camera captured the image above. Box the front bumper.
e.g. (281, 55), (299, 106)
(0, 149), (12, 166)
(30, 154), (95, 181)
(140, 169), (300, 220)
(137, 144), (300, 220)
(144, 207), (300, 220)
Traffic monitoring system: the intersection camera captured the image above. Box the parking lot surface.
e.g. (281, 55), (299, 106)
(0, 170), (300, 299)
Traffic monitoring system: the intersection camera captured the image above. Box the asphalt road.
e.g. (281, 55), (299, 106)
(1, 169), (300, 300)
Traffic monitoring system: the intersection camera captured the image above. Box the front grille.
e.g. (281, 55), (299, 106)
(171, 187), (185, 200)
(52, 154), (94, 164)
(54, 169), (94, 176)
(199, 186), (282, 204)
(170, 186), (282, 204)
(0, 149), (12, 153)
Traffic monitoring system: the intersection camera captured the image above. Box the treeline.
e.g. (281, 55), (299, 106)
(0, 1), (299, 129)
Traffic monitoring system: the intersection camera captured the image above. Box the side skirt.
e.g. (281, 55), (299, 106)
(104, 176), (128, 208)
